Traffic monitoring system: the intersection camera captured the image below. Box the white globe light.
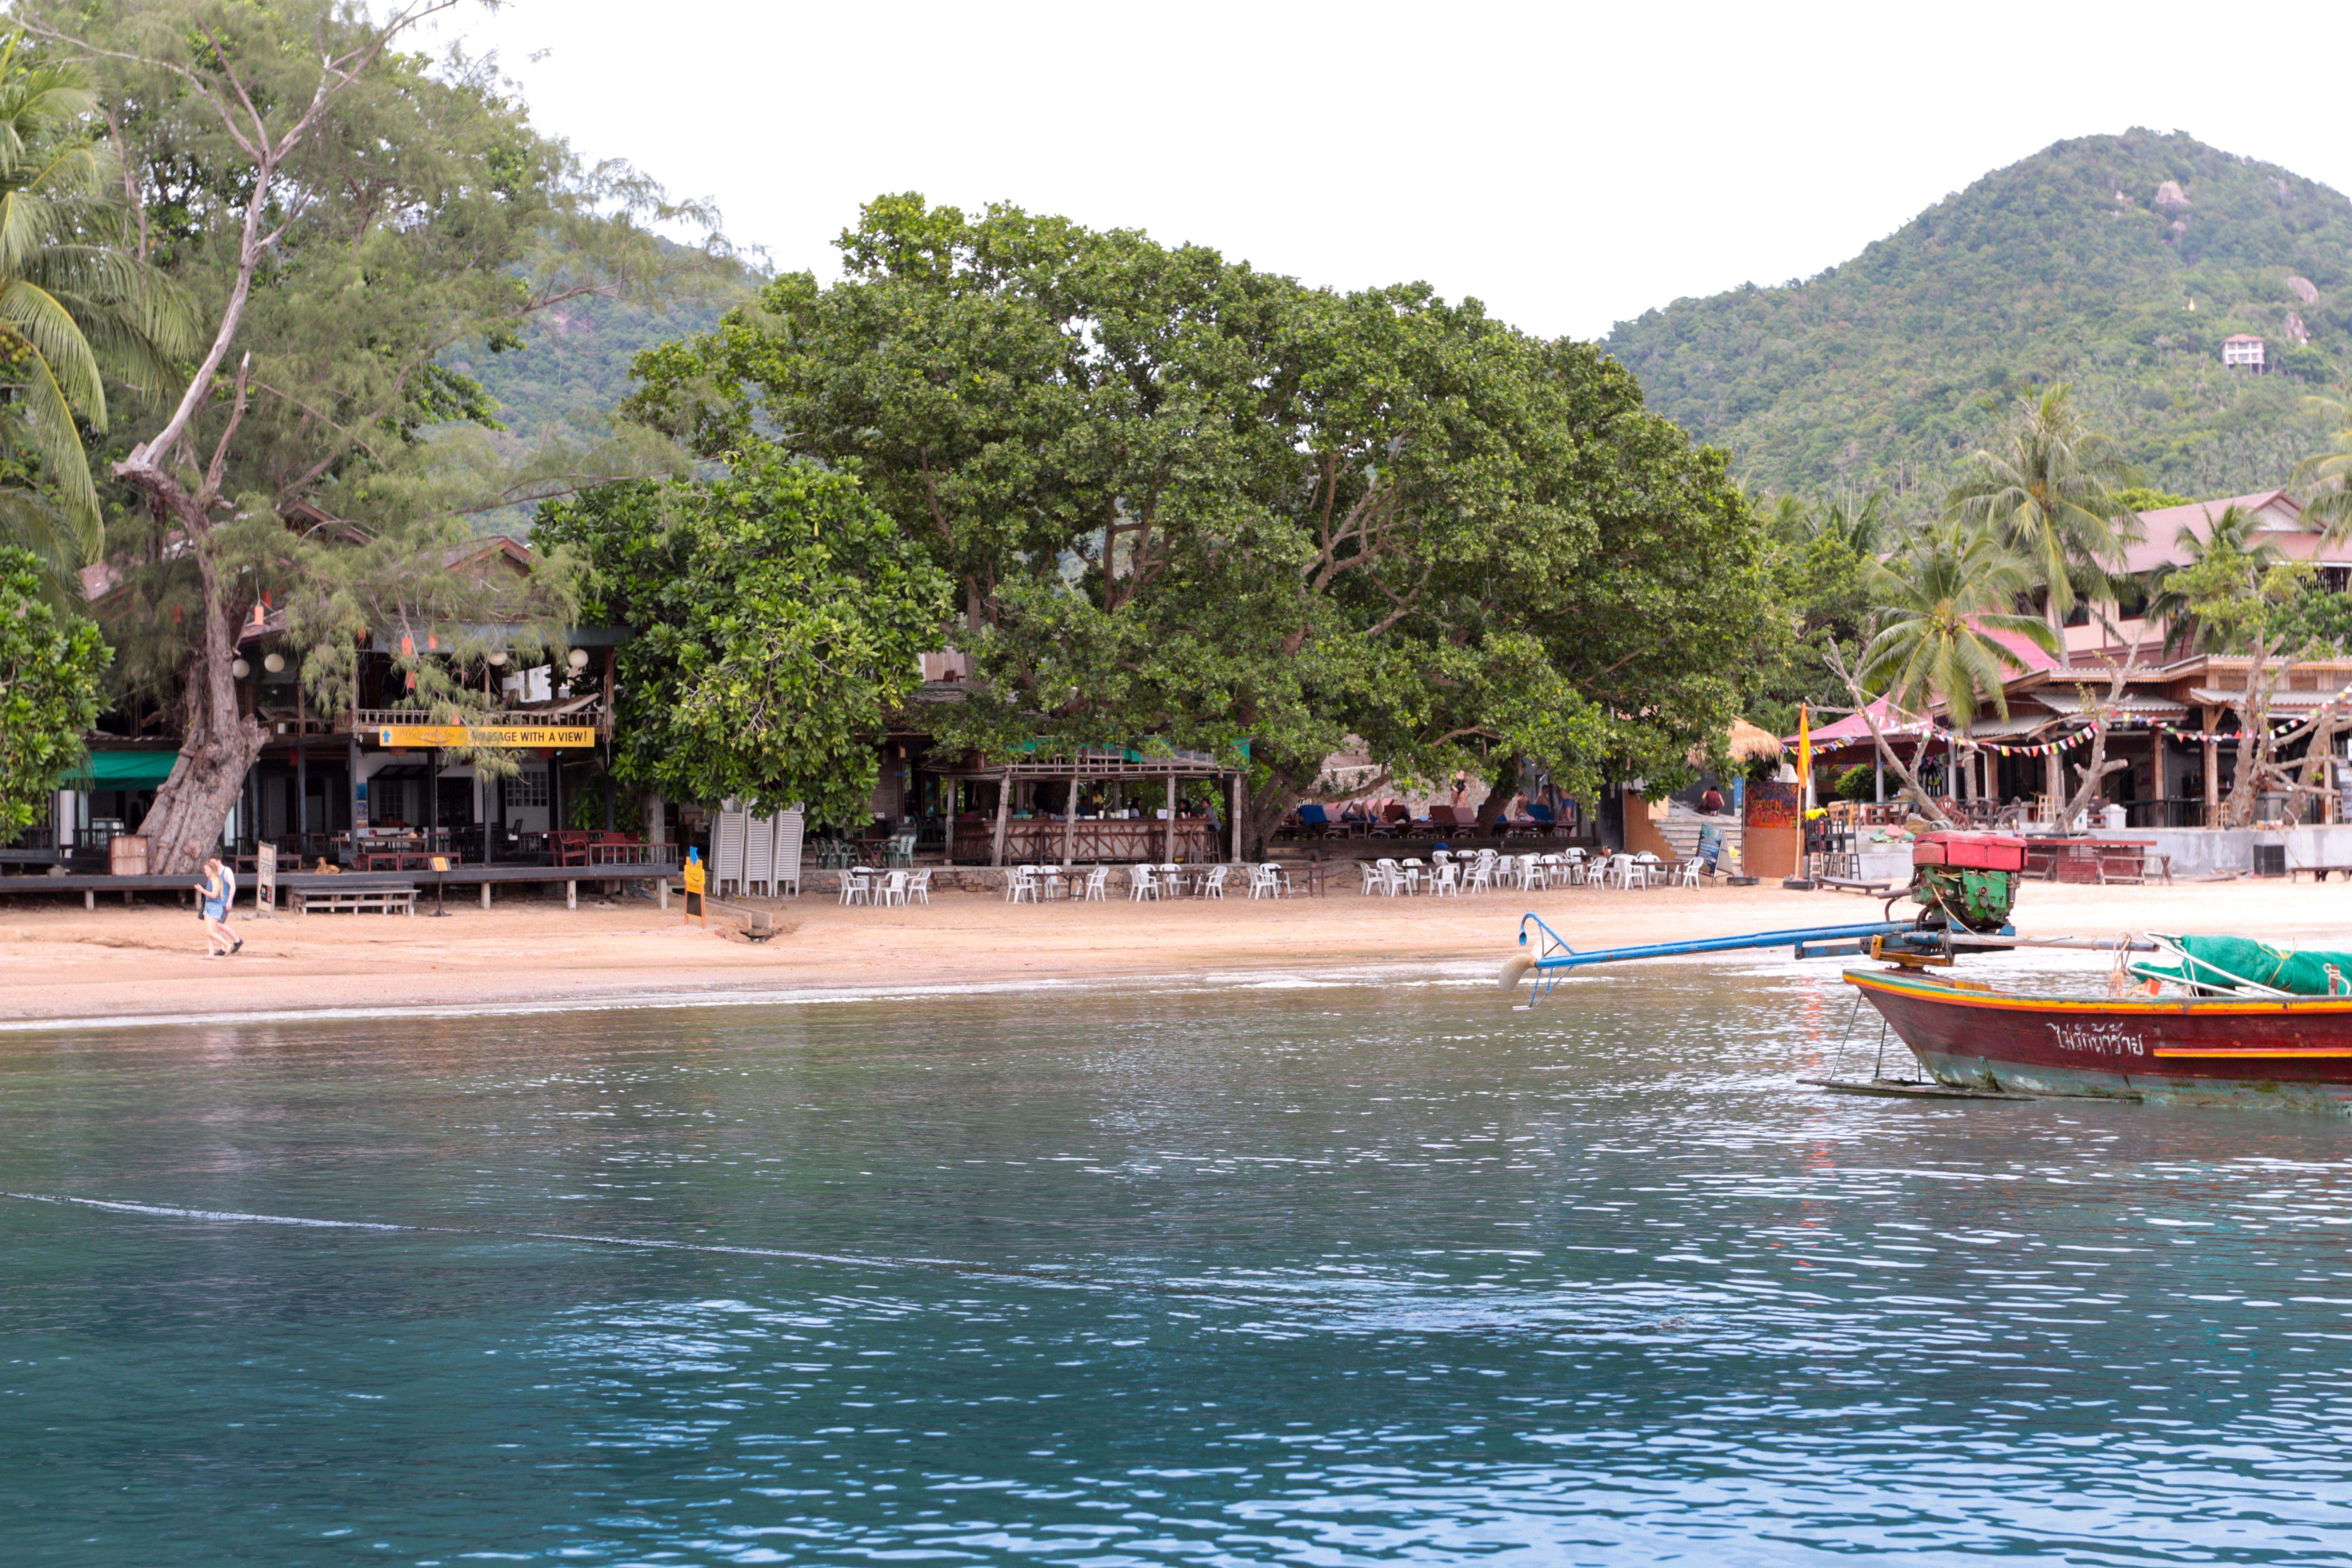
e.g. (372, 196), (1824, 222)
(230, 658), (251, 679)
(262, 652), (286, 674)
(567, 648), (590, 671)
(487, 651), (508, 668)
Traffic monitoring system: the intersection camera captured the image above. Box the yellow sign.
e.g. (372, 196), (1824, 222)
(682, 856), (706, 926)
(683, 858), (705, 894)
(374, 725), (598, 748)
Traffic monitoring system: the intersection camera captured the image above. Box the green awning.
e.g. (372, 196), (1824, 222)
(66, 751), (182, 788)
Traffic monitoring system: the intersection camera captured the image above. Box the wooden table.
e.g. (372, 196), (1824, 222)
(357, 850), (458, 872)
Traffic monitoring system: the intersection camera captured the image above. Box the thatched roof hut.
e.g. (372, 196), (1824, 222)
(1727, 719), (1785, 762)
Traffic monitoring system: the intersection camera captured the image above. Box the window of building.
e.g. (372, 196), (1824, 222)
(506, 768), (548, 808)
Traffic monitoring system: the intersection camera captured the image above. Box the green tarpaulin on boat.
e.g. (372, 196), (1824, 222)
(2128, 933), (2352, 996)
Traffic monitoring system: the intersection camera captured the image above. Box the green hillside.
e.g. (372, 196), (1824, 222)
(1604, 130), (2352, 504)
(448, 283), (743, 451)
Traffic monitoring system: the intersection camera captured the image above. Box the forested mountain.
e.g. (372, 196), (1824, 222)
(1605, 131), (2352, 504)
(447, 278), (747, 451)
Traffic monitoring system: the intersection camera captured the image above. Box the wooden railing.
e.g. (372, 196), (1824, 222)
(344, 705), (611, 737)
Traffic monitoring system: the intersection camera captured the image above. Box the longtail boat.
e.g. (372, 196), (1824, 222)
(1502, 831), (2352, 1111)
(1844, 963), (2352, 1109)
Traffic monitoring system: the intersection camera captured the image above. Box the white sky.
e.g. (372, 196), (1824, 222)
(442, 0), (2352, 343)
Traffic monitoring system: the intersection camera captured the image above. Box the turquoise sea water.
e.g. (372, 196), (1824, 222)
(4, 961), (2352, 1565)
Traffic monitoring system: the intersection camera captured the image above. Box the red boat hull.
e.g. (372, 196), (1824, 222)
(1846, 966), (2352, 1110)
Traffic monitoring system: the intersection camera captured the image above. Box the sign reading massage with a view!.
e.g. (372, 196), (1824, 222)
(376, 725), (598, 748)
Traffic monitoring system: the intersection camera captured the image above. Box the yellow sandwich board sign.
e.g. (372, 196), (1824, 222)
(374, 725), (597, 748)
(682, 851), (706, 925)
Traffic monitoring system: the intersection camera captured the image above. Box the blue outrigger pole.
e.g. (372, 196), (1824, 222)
(1502, 912), (1932, 1008)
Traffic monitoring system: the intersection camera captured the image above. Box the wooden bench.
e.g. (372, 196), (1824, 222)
(293, 883), (417, 916)
(2289, 865), (2352, 883)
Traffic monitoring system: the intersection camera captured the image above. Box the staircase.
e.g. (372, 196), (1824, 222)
(1655, 814), (1742, 867)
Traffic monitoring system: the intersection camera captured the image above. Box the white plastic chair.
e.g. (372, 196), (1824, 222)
(1516, 853), (1542, 890)
(877, 869), (909, 906)
(840, 866), (876, 906)
(1461, 856), (1493, 894)
(1080, 866), (1109, 900)
(1374, 858), (1404, 897)
(1006, 865), (1040, 904)
(906, 867), (933, 904)
(1358, 859), (1385, 896)
(1431, 862), (1461, 897)
(1399, 858), (1427, 894)
(1128, 865), (1158, 901)
(1197, 865), (1229, 899)
(1674, 858), (1700, 888)
(1158, 862), (1185, 897)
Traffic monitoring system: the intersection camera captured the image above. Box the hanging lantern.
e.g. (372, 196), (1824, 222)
(263, 652), (286, 675)
(230, 658), (251, 679)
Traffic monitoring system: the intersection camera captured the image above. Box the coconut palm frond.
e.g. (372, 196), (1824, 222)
(0, 37), (195, 566)
(1944, 385), (2137, 620)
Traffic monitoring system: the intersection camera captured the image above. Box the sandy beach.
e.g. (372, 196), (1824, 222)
(7, 874), (2352, 1025)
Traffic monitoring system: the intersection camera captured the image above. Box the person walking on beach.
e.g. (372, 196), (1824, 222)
(196, 856), (240, 958)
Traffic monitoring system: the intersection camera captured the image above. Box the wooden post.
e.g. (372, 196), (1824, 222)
(990, 772), (1011, 866)
(480, 881), (490, 910)
(1164, 774), (1176, 861)
(1062, 773), (1078, 867)
(1230, 772), (1242, 863)
(347, 728), (361, 865)
(295, 677), (309, 844)
(2203, 704), (2220, 827)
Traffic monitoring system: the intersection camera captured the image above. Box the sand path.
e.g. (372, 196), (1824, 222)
(7, 874), (2352, 1026)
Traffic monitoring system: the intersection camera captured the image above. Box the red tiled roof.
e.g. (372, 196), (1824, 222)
(2118, 490), (2303, 575)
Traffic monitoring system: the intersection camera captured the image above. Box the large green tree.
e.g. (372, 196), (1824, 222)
(21, 0), (717, 873)
(534, 458), (953, 826)
(626, 197), (1778, 841)
(0, 542), (107, 836)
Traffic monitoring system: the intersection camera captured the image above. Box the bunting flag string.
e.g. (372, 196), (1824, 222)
(1862, 711), (2343, 751)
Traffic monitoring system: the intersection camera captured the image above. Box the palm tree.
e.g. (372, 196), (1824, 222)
(1944, 385), (2138, 642)
(0, 36), (188, 585)
(2140, 503), (2276, 655)
(2294, 384), (2352, 535)
(1859, 521), (2059, 799)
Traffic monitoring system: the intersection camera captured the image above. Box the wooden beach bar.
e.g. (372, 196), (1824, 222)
(938, 749), (1244, 866)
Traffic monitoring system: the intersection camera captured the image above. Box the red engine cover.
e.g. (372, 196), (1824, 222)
(1914, 832), (2027, 871)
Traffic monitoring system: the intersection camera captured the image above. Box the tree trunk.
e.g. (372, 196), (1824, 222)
(1243, 773), (1301, 861)
(138, 539), (265, 875)
(1472, 752), (1523, 832)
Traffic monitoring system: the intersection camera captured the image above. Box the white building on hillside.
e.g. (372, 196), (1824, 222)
(2222, 333), (2266, 371)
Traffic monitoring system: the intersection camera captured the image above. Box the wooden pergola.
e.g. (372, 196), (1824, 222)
(943, 751), (1244, 865)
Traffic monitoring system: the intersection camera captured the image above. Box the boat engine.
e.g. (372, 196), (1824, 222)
(1908, 832), (2025, 934)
